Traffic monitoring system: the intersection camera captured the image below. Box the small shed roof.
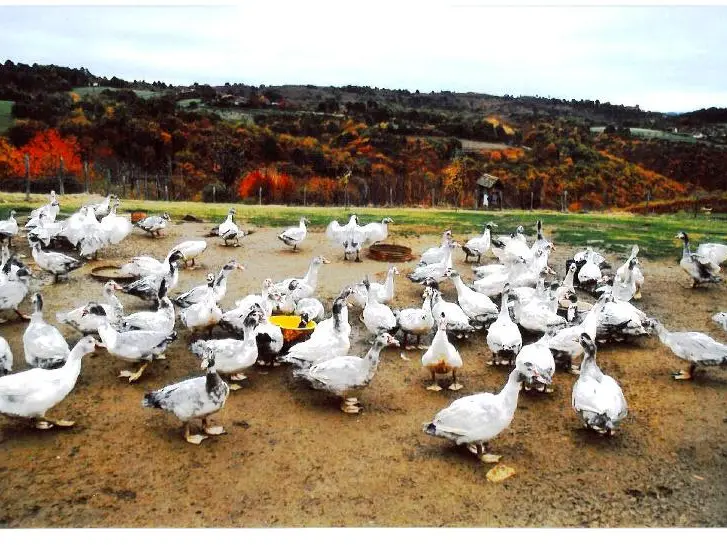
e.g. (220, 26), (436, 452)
(476, 173), (500, 189)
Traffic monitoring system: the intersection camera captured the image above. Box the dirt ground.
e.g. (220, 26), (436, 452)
(0, 219), (725, 528)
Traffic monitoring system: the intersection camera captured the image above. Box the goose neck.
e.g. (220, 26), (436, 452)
(363, 343), (386, 380)
(499, 291), (511, 319)
(498, 371), (523, 412)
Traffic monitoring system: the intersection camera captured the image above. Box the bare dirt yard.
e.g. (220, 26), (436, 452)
(0, 221), (725, 528)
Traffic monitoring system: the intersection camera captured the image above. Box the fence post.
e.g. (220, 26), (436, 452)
(106, 168), (111, 195)
(645, 189), (651, 215)
(530, 191), (534, 211)
(389, 186), (392, 207)
(83, 161), (89, 193)
(564, 190), (568, 212)
(303, 185), (307, 206)
(212, 185), (216, 203)
(258, 186), (262, 206)
(164, 183), (169, 201)
(499, 190), (503, 211)
(431, 189), (435, 208)
(143, 173), (148, 200)
(24, 154), (30, 201)
(58, 156), (65, 196)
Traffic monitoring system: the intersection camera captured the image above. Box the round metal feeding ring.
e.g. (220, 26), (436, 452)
(367, 243), (414, 262)
(89, 262), (137, 283)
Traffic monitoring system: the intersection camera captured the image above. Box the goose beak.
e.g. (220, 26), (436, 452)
(389, 338), (400, 347)
(95, 341), (106, 349)
(236, 264), (246, 271)
(321, 257), (331, 264)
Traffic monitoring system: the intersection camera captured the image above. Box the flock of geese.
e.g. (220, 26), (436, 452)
(0, 194), (726, 463)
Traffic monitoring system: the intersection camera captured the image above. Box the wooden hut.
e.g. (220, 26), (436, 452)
(475, 173), (503, 209)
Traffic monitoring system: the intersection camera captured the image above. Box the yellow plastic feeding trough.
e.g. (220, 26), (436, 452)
(269, 315), (316, 344)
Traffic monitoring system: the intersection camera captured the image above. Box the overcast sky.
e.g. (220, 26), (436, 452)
(1, 2), (726, 113)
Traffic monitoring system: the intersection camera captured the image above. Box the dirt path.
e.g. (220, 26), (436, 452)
(0, 222), (725, 528)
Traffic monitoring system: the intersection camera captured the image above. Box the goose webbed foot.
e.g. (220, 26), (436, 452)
(118, 362), (149, 383)
(14, 310), (31, 320)
(426, 383), (442, 391)
(184, 423), (207, 445)
(202, 419), (225, 436)
(230, 373), (247, 382)
(46, 417), (75, 427)
(341, 397), (361, 414)
(672, 368), (694, 380)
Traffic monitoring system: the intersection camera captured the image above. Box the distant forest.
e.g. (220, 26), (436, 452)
(1, 59), (725, 210)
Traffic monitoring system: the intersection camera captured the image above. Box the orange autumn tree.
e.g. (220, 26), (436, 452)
(19, 129), (83, 177)
(0, 137), (23, 178)
(238, 167), (295, 203)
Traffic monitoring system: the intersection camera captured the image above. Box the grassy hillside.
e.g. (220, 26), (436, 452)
(0, 100), (13, 133)
(1, 192), (724, 258)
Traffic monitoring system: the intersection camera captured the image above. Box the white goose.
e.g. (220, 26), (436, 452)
(27, 213), (64, 248)
(611, 245), (642, 302)
(99, 198), (132, 245)
(676, 231), (721, 287)
(572, 333), (628, 435)
(180, 288), (223, 338)
(293, 332), (399, 414)
(596, 293), (656, 341)
(0, 263), (32, 321)
(395, 288), (435, 349)
(419, 230), (454, 266)
(277, 290), (353, 368)
(360, 217), (393, 246)
(294, 297), (325, 322)
(23, 293), (70, 370)
(89, 194), (115, 220)
(713, 312), (727, 332)
(463, 222), (496, 264)
(0, 336), (100, 430)
(407, 241), (459, 284)
(142, 349), (229, 445)
(28, 238), (83, 282)
(170, 240), (208, 268)
(422, 315), (464, 391)
(515, 328), (557, 393)
(429, 287), (477, 338)
(654, 321), (727, 381)
(135, 212), (171, 238)
(190, 308), (263, 388)
(577, 248), (603, 290)
(548, 296), (604, 371)
(278, 217), (309, 251)
(120, 250), (184, 306)
(696, 241), (727, 268)
(218, 208), (242, 246)
(326, 214), (362, 261)
(423, 368), (527, 464)
(274, 256), (329, 302)
(0, 335), (11, 376)
(0, 210), (19, 247)
(492, 226), (533, 265)
(511, 288), (567, 335)
(444, 268), (498, 326)
(486, 285), (522, 366)
(119, 280), (175, 334)
(362, 277), (397, 336)
(119, 247), (183, 278)
(350, 265), (399, 307)
(85, 304), (177, 382)
(57, 281), (124, 335)
(25, 191), (59, 230)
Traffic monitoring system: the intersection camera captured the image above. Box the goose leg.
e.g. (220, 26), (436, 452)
(480, 442), (502, 463)
(119, 362), (149, 383)
(202, 418), (225, 436)
(448, 369), (463, 391)
(184, 422), (207, 445)
(672, 363), (695, 381)
(355, 250), (361, 263)
(426, 370), (442, 391)
(45, 417), (75, 427)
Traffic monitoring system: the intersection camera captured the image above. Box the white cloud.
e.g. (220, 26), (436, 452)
(0, 3), (726, 112)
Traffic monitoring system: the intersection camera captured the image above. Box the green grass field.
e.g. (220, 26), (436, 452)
(1, 191), (724, 259)
(590, 126), (697, 143)
(0, 100), (14, 133)
(72, 87), (161, 99)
